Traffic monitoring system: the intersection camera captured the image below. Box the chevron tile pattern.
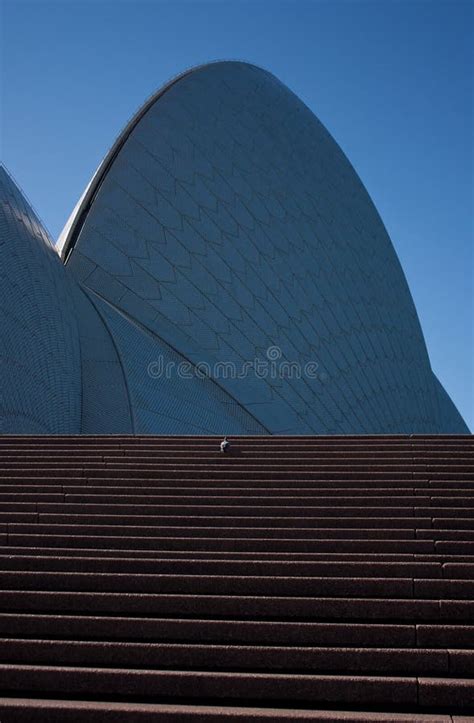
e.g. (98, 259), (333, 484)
(0, 62), (468, 434)
(62, 62), (467, 434)
(0, 168), (81, 433)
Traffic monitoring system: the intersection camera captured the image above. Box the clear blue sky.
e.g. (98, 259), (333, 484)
(1, 0), (473, 429)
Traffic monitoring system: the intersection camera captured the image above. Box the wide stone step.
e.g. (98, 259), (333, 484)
(1, 639), (469, 675)
(0, 699), (456, 722)
(1, 664), (472, 709)
(0, 468), (427, 480)
(0, 570), (422, 597)
(3, 468), (422, 481)
(8, 493), (471, 509)
(0, 555), (445, 577)
(22, 493), (439, 507)
(5, 454), (474, 464)
(21, 502), (445, 517)
(2, 484), (474, 501)
(0, 477), (440, 489)
(0, 615), (420, 645)
(2, 534), (438, 553)
(7, 523), (427, 537)
(0, 462), (426, 474)
(1, 592), (471, 622)
(1, 537), (473, 557)
(0, 665), (422, 706)
(0, 540), (441, 554)
(2, 570), (474, 599)
(2, 450), (472, 463)
(9, 515), (465, 530)
(0, 477), (437, 489)
(0, 550), (471, 565)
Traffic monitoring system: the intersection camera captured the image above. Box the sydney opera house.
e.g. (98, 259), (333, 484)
(0, 61), (469, 436)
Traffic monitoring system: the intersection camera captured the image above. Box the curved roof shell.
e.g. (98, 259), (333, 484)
(60, 61), (467, 433)
(0, 167), (81, 433)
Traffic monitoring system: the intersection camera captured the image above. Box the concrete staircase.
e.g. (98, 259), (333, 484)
(0, 434), (472, 722)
